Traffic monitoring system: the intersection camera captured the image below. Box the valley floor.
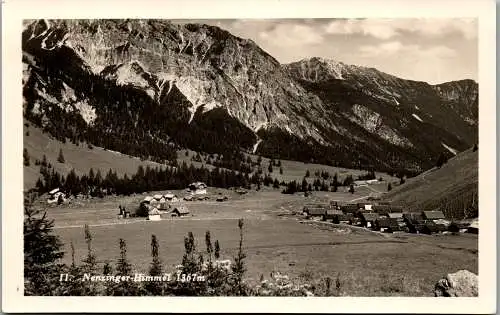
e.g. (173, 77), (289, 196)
(41, 188), (477, 297)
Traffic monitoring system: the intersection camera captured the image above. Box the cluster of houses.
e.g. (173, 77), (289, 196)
(139, 193), (190, 221)
(302, 200), (478, 234)
(137, 182), (210, 221)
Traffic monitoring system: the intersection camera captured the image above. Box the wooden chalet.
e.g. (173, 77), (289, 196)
(359, 212), (380, 228)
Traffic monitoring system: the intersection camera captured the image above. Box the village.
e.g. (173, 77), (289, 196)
(301, 200), (479, 235)
(45, 178), (479, 237)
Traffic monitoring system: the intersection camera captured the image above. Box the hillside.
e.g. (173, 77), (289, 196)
(383, 147), (478, 215)
(25, 119), (399, 191)
(22, 19), (477, 174)
(23, 121), (165, 190)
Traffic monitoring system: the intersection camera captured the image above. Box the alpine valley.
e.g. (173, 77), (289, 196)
(22, 19), (478, 177)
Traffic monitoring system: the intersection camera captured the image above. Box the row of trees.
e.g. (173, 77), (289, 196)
(281, 176), (355, 195)
(35, 159), (288, 197)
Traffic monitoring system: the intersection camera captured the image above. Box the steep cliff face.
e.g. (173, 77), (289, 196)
(285, 57), (478, 167)
(432, 79), (478, 126)
(23, 19), (330, 141)
(22, 19), (478, 173)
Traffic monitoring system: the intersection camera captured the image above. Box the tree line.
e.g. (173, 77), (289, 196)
(34, 157), (287, 197)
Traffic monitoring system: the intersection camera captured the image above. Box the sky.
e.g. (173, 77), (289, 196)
(175, 18), (477, 84)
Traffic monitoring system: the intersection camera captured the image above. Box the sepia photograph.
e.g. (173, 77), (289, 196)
(2, 0), (496, 313)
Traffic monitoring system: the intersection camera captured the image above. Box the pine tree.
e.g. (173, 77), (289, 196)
(144, 235), (165, 295)
(268, 162), (273, 173)
(301, 178), (308, 192)
(387, 183), (392, 191)
(279, 167), (283, 175)
(109, 239), (139, 296)
(24, 193), (65, 295)
(81, 224), (99, 295)
(57, 149), (65, 163)
(230, 219), (247, 296)
(305, 169), (310, 178)
(349, 184), (355, 194)
(214, 240), (220, 259)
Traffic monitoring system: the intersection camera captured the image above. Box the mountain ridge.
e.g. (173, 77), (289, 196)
(22, 19), (478, 174)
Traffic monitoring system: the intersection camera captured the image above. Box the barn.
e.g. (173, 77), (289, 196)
(171, 206), (190, 217)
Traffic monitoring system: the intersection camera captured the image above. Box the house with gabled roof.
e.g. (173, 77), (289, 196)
(359, 212), (379, 228)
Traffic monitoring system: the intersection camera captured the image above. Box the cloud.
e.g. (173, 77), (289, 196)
(325, 18), (477, 40)
(359, 41), (457, 58)
(259, 23), (324, 46)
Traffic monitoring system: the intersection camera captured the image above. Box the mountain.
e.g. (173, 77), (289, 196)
(285, 57), (478, 168)
(383, 147), (478, 217)
(22, 19), (478, 174)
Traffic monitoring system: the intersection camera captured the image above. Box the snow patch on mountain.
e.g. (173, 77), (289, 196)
(412, 113), (423, 122)
(252, 139), (262, 153)
(441, 142), (458, 155)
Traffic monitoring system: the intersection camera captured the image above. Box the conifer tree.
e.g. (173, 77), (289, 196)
(109, 239), (139, 296)
(24, 193), (65, 295)
(230, 219), (247, 296)
(57, 149), (65, 163)
(214, 240), (220, 259)
(144, 235), (165, 295)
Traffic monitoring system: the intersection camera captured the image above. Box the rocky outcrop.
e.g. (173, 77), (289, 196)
(434, 270), (478, 297)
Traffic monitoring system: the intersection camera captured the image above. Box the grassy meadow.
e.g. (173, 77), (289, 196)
(45, 189), (477, 297)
